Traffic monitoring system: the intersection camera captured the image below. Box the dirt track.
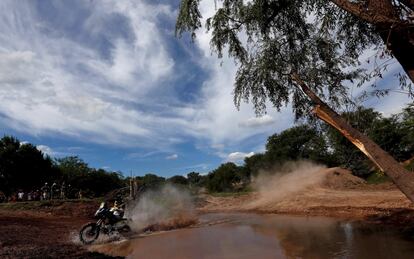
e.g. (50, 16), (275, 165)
(0, 201), (122, 259)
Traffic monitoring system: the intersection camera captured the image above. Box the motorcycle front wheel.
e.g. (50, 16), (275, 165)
(79, 222), (100, 244)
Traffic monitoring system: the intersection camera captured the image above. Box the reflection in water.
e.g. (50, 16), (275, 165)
(91, 213), (414, 259)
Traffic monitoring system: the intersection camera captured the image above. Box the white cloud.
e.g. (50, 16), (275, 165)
(226, 152), (255, 163)
(239, 115), (276, 128)
(0, 0), (409, 158)
(36, 145), (55, 156)
(0, 0), (295, 156)
(0, 0), (181, 148)
(166, 154), (178, 160)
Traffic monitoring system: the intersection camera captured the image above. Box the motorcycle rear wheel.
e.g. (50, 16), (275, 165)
(79, 222), (100, 244)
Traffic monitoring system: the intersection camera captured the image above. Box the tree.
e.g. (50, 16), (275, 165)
(206, 162), (241, 192)
(0, 136), (56, 195)
(176, 0), (414, 202)
(400, 103), (414, 158)
(244, 153), (269, 177)
(80, 169), (125, 197)
(324, 106), (414, 175)
(325, 107), (386, 175)
(139, 173), (166, 189)
(55, 156), (125, 197)
(187, 172), (204, 187)
(168, 175), (189, 185)
(328, 0), (414, 82)
(266, 125), (332, 165)
(55, 156), (91, 182)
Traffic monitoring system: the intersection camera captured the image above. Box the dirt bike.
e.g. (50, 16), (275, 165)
(79, 202), (131, 244)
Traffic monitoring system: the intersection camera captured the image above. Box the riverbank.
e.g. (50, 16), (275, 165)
(197, 167), (414, 223)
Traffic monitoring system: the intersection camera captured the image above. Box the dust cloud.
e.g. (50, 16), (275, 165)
(249, 161), (327, 207)
(125, 184), (197, 232)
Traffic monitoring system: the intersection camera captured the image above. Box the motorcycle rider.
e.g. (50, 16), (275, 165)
(109, 199), (125, 224)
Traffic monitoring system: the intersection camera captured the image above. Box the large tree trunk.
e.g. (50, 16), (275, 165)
(376, 24), (414, 82)
(331, 0), (414, 83)
(369, 0), (414, 83)
(292, 73), (414, 203)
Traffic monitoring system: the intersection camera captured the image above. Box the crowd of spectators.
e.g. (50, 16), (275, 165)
(0, 182), (84, 203)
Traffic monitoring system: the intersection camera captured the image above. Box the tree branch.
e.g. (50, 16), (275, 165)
(330, 0), (401, 25)
(399, 0), (414, 11)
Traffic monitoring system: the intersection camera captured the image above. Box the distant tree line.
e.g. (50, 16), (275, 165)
(0, 137), (125, 198)
(1, 104), (413, 196)
(129, 103), (414, 194)
(182, 103), (414, 193)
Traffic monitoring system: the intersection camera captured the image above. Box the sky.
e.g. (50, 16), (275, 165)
(0, 0), (412, 177)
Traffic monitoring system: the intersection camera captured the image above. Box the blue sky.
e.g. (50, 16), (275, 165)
(0, 0), (412, 177)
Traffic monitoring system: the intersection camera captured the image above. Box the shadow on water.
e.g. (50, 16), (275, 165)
(90, 213), (414, 259)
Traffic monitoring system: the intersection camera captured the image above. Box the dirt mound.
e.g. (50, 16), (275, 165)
(198, 165), (411, 217)
(321, 167), (366, 189)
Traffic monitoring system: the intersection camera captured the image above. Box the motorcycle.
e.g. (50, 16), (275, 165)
(79, 202), (131, 244)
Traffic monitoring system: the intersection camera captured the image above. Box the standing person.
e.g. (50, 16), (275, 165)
(17, 190), (24, 201)
(41, 182), (49, 200)
(60, 182), (66, 199)
(51, 182), (58, 200)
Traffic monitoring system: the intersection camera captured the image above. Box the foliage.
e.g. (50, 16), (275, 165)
(186, 172), (205, 187)
(244, 153), (269, 177)
(326, 106), (414, 176)
(400, 103), (414, 157)
(206, 162), (242, 192)
(0, 136), (57, 195)
(136, 173), (166, 189)
(266, 125), (333, 165)
(53, 156), (125, 197)
(366, 171), (390, 184)
(176, 0), (414, 183)
(0, 137), (125, 198)
(168, 175), (189, 185)
(175, 0), (406, 119)
(55, 156), (91, 182)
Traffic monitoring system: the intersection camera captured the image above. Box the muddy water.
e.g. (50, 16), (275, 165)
(91, 213), (414, 259)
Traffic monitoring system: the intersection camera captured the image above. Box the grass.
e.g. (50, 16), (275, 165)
(405, 160), (414, 172)
(366, 160), (414, 185)
(366, 171), (391, 184)
(209, 190), (252, 197)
